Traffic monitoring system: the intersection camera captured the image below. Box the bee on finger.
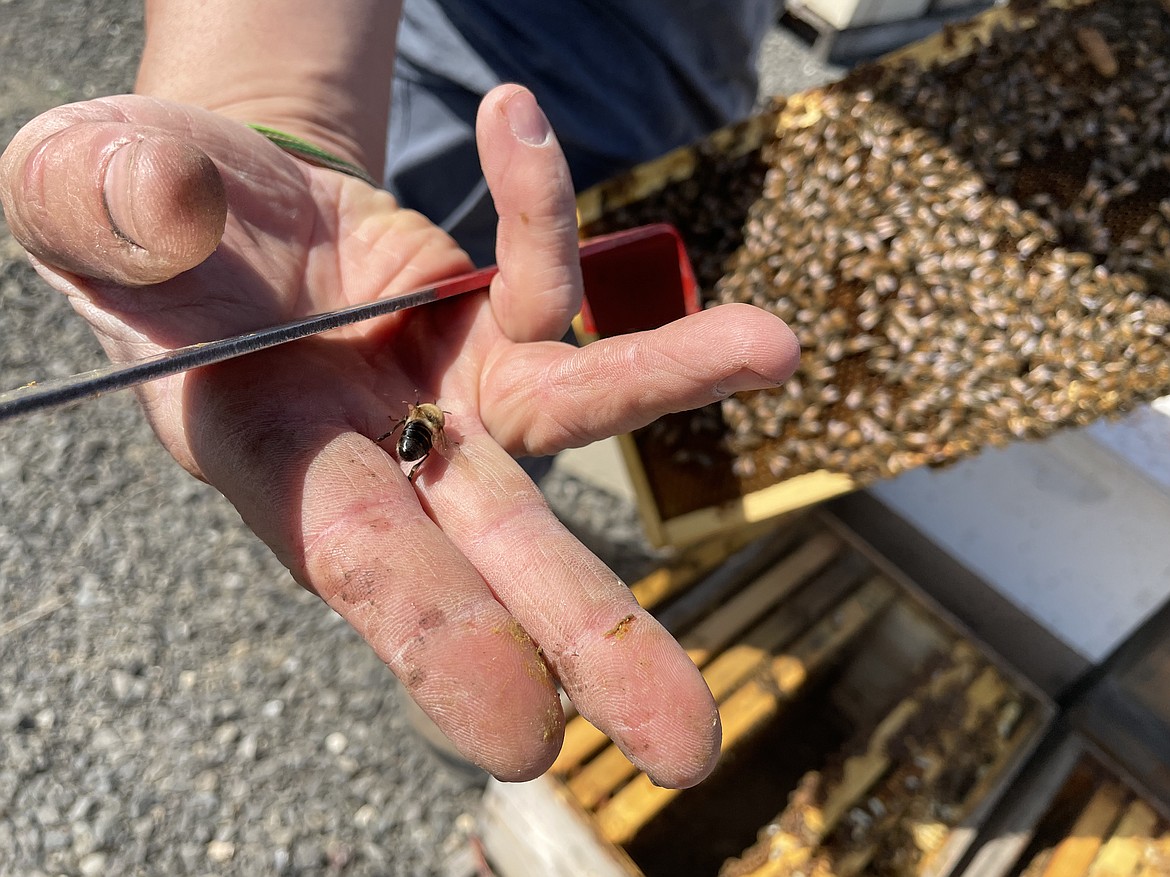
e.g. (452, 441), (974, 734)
(377, 402), (450, 481)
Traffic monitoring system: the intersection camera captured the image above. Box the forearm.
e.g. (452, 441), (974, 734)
(136, 0), (402, 179)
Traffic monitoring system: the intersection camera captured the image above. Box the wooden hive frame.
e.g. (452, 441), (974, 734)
(574, 0), (1170, 549)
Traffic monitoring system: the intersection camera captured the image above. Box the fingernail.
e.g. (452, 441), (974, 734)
(102, 138), (144, 248)
(502, 90), (552, 146)
(713, 368), (779, 399)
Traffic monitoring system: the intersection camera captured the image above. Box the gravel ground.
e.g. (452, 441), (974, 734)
(0, 4), (839, 875)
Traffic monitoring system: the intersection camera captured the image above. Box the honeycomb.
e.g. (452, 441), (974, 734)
(581, 0), (1170, 520)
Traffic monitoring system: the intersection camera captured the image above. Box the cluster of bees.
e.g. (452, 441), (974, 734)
(585, 0), (1170, 503)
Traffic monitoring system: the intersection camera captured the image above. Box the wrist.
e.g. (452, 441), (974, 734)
(247, 123), (378, 186)
(136, 0), (401, 180)
(190, 95), (376, 178)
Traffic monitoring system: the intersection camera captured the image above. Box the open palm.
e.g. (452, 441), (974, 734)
(0, 86), (799, 785)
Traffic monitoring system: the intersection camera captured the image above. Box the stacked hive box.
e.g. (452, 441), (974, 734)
(481, 513), (1052, 877)
(1007, 757), (1170, 876)
(962, 743), (1170, 877)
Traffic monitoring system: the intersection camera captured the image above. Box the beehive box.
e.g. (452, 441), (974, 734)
(958, 735), (1170, 877)
(576, 0), (1170, 547)
(794, 0), (932, 31)
(479, 510), (1053, 877)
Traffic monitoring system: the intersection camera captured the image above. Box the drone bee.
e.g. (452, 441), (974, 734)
(377, 402), (449, 481)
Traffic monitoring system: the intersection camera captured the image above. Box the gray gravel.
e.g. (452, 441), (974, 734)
(0, 3), (840, 875)
(757, 22), (846, 101)
(1, 5), (487, 875)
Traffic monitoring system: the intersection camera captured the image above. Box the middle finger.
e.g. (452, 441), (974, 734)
(415, 430), (721, 789)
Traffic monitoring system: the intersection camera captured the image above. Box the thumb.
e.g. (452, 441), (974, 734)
(0, 108), (226, 286)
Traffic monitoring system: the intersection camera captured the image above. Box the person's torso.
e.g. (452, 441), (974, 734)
(397, 0), (772, 178)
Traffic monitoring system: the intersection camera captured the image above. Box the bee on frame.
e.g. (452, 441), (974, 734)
(377, 402), (450, 481)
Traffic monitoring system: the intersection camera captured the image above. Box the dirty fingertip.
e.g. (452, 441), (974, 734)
(638, 708), (722, 789)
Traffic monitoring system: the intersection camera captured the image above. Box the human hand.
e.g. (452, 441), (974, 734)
(0, 85), (799, 786)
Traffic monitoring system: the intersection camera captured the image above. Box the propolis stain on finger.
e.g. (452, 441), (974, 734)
(604, 614), (636, 640)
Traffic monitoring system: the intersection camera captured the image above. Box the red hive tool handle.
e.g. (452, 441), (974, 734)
(577, 223), (700, 338)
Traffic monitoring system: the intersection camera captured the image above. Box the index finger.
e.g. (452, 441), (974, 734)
(185, 356), (566, 781)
